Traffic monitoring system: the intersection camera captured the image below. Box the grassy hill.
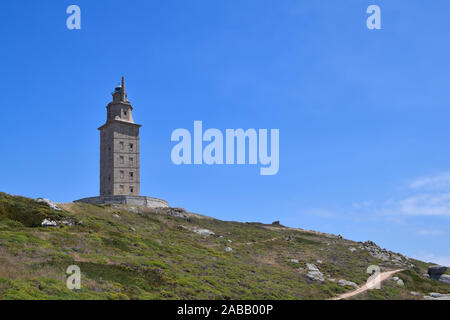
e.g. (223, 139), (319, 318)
(0, 192), (448, 300)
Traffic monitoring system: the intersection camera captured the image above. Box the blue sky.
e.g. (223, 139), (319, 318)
(0, 1), (449, 265)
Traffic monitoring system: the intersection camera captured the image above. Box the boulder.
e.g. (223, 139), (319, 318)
(225, 246), (233, 252)
(424, 293), (450, 300)
(36, 198), (61, 211)
(438, 274), (450, 285)
(428, 265), (448, 276)
(193, 228), (215, 236)
(306, 264), (324, 282)
(41, 219), (57, 227)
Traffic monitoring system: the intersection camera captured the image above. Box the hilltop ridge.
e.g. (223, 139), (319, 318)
(0, 192), (449, 300)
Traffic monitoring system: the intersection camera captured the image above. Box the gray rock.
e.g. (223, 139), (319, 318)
(338, 279), (359, 288)
(36, 198), (62, 211)
(391, 254), (403, 263)
(306, 263), (324, 282)
(430, 292), (444, 297)
(289, 259), (299, 263)
(396, 279), (404, 286)
(349, 247), (356, 252)
(328, 278), (336, 282)
(392, 276), (399, 281)
(225, 246), (233, 252)
(306, 264), (319, 272)
(41, 219), (57, 227)
(410, 291), (420, 296)
(193, 228), (215, 236)
(425, 293), (450, 300)
(307, 271), (324, 282)
(428, 265), (448, 276)
(438, 274), (450, 285)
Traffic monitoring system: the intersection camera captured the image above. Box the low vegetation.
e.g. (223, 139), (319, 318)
(0, 192), (448, 300)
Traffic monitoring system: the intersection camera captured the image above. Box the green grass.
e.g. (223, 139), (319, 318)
(0, 192), (448, 300)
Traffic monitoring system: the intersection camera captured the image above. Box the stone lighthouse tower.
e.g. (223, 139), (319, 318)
(75, 77), (168, 208)
(98, 77), (141, 196)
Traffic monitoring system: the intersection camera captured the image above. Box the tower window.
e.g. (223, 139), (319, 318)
(130, 172), (134, 179)
(129, 143), (133, 150)
(124, 111), (127, 117)
(129, 157), (134, 166)
(120, 156), (124, 164)
(120, 141), (124, 150)
(130, 186), (134, 193)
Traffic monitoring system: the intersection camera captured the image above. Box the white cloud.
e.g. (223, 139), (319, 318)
(375, 172), (450, 217)
(413, 252), (450, 267)
(410, 172), (450, 190)
(385, 193), (450, 217)
(417, 229), (445, 236)
(352, 200), (373, 209)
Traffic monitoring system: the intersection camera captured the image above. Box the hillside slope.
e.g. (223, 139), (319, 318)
(0, 192), (449, 300)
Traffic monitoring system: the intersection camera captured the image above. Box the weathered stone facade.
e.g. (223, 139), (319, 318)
(99, 77), (141, 196)
(75, 77), (169, 209)
(74, 195), (168, 208)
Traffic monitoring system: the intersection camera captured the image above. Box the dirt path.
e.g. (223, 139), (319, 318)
(330, 269), (404, 300)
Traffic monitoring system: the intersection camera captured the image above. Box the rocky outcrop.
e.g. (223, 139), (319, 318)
(41, 219), (57, 227)
(36, 198), (61, 211)
(359, 240), (413, 267)
(193, 228), (215, 236)
(423, 292), (450, 300)
(392, 276), (404, 286)
(162, 207), (189, 218)
(428, 265), (447, 277)
(438, 275), (450, 285)
(427, 265), (449, 285)
(306, 263), (325, 282)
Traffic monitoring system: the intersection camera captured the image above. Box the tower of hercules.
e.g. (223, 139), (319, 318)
(98, 77), (141, 196)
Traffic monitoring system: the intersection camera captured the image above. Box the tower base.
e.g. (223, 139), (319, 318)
(74, 195), (169, 208)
